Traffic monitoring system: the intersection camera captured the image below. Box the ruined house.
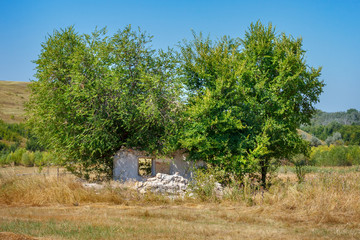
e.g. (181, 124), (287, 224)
(113, 148), (203, 181)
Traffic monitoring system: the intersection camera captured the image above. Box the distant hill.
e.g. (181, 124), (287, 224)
(301, 109), (360, 145)
(310, 109), (360, 126)
(0, 80), (30, 123)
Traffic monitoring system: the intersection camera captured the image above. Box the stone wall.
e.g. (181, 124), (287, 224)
(113, 149), (204, 181)
(113, 149), (144, 181)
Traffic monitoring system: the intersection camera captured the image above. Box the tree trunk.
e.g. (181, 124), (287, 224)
(260, 159), (268, 188)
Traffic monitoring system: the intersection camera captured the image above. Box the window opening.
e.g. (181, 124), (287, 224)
(155, 159), (170, 174)
(138, 158), (153, 177)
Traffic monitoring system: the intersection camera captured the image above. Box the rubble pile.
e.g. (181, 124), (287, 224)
(136, 172), (188, 196)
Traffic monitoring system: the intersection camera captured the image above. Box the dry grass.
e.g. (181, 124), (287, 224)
(0, 175), (130, 206)
(0, 166), (68, 177)
(0, 168), (360, 239)
(0, 80), (30, 123)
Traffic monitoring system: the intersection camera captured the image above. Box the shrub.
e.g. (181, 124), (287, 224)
(25, 136), (45, 152)
(188, 166), (225, 202)
(290, 154), (311, 183)
(21, 151), (35, 167)
(0, 148), (57, 167)
(0, 142), (7, 151)
(310, 145), (360, 166)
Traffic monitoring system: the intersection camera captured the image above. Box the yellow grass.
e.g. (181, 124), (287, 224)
(0, 80), (30, 123)
(1, 168), (360, 239)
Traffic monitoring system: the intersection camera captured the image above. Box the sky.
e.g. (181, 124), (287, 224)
(0, 0), (359, 112)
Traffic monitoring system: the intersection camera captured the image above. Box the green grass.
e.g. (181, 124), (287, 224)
(1, 203), (360, 240)
(0, 219), (119, 239)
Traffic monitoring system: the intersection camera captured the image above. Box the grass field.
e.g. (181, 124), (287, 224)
(1, 167), (360, 239)
(0, 80), (30, 123)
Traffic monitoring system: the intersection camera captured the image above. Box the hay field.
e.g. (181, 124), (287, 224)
(0, 80), (30, 123)
(1, 167), (360, 239)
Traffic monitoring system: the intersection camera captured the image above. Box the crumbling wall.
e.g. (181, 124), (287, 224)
(113, 149), (143, 181)
(169, 152), (193, 178)
(113, 149), (203, 181)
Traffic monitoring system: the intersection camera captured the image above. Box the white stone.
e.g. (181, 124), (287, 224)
(136, 173), (190, 197)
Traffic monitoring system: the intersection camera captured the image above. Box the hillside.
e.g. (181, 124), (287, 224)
(310, 109), (360, 126)
(0, 80), (30, 123)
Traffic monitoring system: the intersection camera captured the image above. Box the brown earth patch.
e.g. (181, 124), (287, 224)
(0, 232), (37, 240)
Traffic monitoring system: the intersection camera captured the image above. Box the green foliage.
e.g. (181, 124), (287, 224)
(27, 26), (182, 179)
(21, 151), (35, 167)
(339, 125), (360, 145)
(188, 166), (226, 201)
(310, 136), (322, 147)
(0, 142), (7, 151)
(25, 134), (46, 152)
(301, 120), (360, 145)
(310, 145), (360, 166)
(0, 148), (56, 167)
(179, 21), (323, 185)
(0, 120), (26, 143)
(290, 154), (311, 183)
(0, 120), (49, 167)
(27, 22), (324, 182)
(310, 108), (360, 126)
(325, 132), (343, 146)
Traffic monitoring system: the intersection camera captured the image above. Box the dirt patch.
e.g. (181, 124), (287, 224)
(0, 232), (37, 240)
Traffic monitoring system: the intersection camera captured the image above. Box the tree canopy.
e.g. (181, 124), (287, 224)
(179, 22), (324, 185)
(27, 26), (182, 179)
(28, 22), (324, 184)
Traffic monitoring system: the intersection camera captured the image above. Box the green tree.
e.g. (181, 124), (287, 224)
(27, 26), (182, 179)
(179, 21), (324, 187)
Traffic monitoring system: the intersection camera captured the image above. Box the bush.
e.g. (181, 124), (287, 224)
(8, 142), (20, 153)
(310, 145), (360, 166)
(189, 166), (225, 202)
(0, 120), (26, 143)
(0, 147), (57, 167)
(0, 142), (7, 151)
(25, 136), (45, 152)
(21, 151), (35, 167)
(290, 154), (311, 182)
(36, 151), (54, 167)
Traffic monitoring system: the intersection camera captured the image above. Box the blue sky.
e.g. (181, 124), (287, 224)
(1, 0), (359, 112)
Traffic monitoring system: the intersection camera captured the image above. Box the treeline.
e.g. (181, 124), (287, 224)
(310, 109), (360, 126)
(301, 122), (360, 145)
(0, 120), (51, 166)
(301, 109), (360, 145)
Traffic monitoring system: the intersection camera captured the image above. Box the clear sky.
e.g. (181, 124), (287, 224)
(1, 0), (359, 112)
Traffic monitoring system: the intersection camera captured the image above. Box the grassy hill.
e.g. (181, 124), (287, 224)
(0, 80), (30, 123)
